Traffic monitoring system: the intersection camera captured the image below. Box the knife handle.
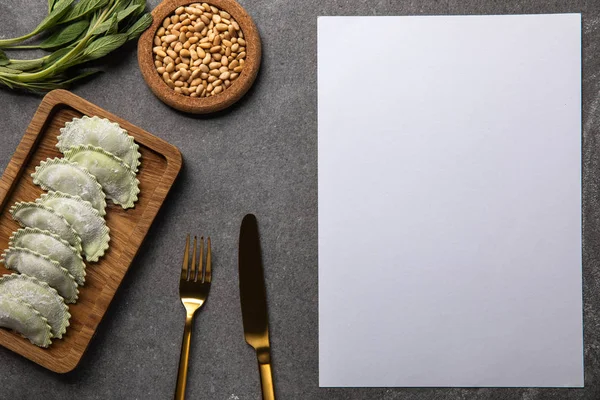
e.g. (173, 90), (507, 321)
(258, 361), (275, 400)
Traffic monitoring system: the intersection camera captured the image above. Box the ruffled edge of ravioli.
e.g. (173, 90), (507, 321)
(9, 227), (86, 285)
(0, 273), (71, 340)
(31, 157), (107, 217)
(0, 292), (52, 348)
(9, 202), (83, 254)
(1, 247), (79, 304)
(36, 191), (110, 263)
(57, 115), (141, 173)
(63, 145), (140, 210)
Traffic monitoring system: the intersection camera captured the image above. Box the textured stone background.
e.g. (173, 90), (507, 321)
(0, 0), (598, 399)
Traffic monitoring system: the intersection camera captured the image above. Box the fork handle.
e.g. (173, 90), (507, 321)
(175, 314), (194, 400)
(258, 359), (275, 400)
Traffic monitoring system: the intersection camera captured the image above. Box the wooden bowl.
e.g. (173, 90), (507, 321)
(138, 0), (261, 114)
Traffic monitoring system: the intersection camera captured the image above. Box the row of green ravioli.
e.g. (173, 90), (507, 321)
(0, 116), (141, 347)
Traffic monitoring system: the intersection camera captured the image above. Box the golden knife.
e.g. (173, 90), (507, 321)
(238, 214), (276, 400)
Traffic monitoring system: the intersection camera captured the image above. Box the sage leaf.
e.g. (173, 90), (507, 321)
(82, 34), (128, 61)
(7, 59), (45, 71)
(62, 0), (109, 23)
(29, 69), (102, 90)
(126, 13), (152, 41)
(43, 47), (74, 66)
(117, 4), (144, 23)
(0, 77), (15, 88)
(107, 15), (119, 35)
(0, 66), (21, 74)
(34, 0), (75, 34)
(48, 0), (59, 11)
(129, 0), (146, 17)
(90, 13), (119, 35)
(60, 68), (103, 86)
(39, 20), (89, 49)
(0, 49), (8, 66)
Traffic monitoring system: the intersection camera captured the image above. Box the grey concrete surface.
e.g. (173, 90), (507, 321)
(0, 0), (598, 399)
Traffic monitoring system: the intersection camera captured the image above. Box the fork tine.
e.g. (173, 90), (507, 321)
(198, 237), (204, 282)
(181, 234), (190, 280)
(204, 237), (212, 283)
(190, 236), (197, 281)
(194, 236), (200, 282)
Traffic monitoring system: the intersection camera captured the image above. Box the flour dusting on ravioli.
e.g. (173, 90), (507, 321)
(2, 248), (79, 303)
(36, 192), (110, 262)
(57, 116), (141, 172)
(63, 145), (140, 209)
(10, 202), (82, 253)
(0, 274), (70, 339)
(0, 293), (52, 347)
(10, 227), (86, 285)
(32, 158), (107, 216)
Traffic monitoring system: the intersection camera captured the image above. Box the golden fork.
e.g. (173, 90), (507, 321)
(175, 234), (212, 400)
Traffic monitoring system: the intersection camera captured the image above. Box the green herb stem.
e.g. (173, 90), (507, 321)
(0, 31), (38, 48)
(5, 44), (42, 50)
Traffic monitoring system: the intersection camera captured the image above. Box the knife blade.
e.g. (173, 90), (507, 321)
(238, 214), (275, 400)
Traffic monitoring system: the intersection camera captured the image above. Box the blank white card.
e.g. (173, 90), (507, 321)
(318, 14), (583, 387)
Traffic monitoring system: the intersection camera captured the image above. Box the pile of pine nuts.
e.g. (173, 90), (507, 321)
(153, 3), (246, 97)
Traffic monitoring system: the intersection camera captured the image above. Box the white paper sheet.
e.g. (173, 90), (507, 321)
(318, 14), (583, 387)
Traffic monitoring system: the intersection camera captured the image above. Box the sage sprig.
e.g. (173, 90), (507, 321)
(0, 0), (152, 92)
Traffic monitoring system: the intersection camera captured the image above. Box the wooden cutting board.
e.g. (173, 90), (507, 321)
(0, 89), (182, 373)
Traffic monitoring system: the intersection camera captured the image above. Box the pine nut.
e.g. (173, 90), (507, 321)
(154, 4), (247, 97)
(164, 34), (177, 44)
